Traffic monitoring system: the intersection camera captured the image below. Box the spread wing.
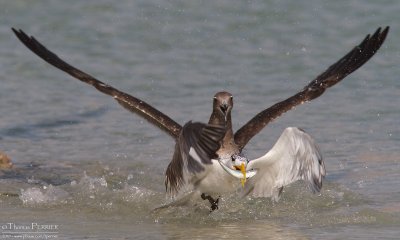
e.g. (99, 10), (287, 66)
(243, 127), (325, 200)
(12, 28), (182, 139)
(165, 121), (226, 195)
(234, 27), (389, 151)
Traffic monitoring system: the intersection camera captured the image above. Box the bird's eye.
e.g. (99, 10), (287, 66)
(230, 96), (233, 99)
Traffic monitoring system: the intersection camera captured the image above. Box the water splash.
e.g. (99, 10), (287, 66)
(20, 185), (69, 205)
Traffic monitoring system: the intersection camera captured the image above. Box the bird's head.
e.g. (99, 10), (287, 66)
(212, 91), (233, 123)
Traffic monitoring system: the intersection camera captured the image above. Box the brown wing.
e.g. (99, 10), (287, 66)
(165, 121), (226, 194)
(234, 26), (389, 151)
(12, 28), (182, 139)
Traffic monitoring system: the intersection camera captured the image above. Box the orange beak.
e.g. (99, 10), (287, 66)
(233, 163), (246, 187)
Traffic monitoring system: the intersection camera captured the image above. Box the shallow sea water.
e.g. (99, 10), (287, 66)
(0, 1), (399, 239)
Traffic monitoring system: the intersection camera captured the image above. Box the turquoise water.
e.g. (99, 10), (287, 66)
(1, 1), (399, 239)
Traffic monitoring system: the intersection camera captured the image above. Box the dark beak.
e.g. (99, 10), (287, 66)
(219, 103), (229, 122)
(220, 103), (228, 114)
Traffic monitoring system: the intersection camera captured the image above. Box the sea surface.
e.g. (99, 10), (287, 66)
(0, 1), (399, 239)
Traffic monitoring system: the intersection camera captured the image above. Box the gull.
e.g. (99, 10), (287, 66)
(12, 27), (389, 210)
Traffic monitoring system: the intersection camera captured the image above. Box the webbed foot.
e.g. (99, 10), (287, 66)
(201, 193), (219, 212)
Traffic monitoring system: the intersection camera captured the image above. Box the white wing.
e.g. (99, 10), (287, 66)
(244, 127), (325, 200)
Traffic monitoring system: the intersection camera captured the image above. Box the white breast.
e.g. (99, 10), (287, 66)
(193, 159), (240, 195)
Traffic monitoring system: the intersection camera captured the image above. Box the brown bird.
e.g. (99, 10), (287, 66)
(12, 27), (389, 210)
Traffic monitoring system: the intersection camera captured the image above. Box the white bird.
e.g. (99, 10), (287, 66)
(220, 127), (324, 201)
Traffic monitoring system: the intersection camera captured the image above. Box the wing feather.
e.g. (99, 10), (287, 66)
(234, 27), (389, 150)
(244, 127), (325, 199)
(165, 121), (226, 195)
(12, 28), (182, 138)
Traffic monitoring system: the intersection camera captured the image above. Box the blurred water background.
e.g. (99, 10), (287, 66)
(0, 1), (399, 239)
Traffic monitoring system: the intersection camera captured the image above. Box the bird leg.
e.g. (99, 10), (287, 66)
(201, 193), (219, 211)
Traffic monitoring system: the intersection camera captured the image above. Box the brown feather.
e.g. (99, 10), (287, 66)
(234, 27), (389, 151)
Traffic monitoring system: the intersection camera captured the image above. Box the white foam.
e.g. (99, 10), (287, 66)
(20, 185), (69, 205)
(121, 185), (156, 202)
(76, 171), (108, 192)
